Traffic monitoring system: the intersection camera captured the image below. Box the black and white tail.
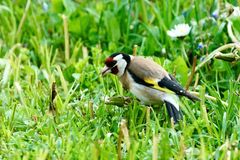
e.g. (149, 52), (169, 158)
(164, 101), (182, 123)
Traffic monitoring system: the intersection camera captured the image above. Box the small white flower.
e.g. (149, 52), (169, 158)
(167, 23), (191, 38)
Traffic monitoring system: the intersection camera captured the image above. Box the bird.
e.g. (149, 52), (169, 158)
(101, 53), (200, 123)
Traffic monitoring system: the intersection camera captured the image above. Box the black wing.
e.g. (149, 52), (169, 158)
(158, 76), (200, 101)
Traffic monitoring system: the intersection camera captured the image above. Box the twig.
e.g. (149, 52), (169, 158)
(105, 96), (132, 107)
(152, 135), (159, 160)
(185, 56), (197, 90)
(189, 91), (228, 106)
(105, 89), (228, 108)
(121, 119), (130, 151)
(49, 82), (57, 113)
(146, 107), (150, 134)
(47, 82), (59, 134)
(133, 45), (138, 56)
(214, 51), (240, 62)
(117, 125), (123, 160)
(117, 119), (130, 160)
(89, 101), (94, 119)
(227, 20), (239, 43)
(195, 43), (240, 71)
(62, 15), (70, 62)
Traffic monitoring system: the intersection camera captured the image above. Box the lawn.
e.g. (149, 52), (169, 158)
(0, 0), (240, 159)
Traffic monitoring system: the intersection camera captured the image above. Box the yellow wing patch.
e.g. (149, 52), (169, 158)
(144, 78), (174, 94)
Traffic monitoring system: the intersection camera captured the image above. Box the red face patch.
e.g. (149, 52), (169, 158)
(105, 57), (113, 64)
(105, 57), (117, 67)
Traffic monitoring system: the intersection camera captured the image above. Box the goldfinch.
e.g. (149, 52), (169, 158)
(101, 53), (199, 123)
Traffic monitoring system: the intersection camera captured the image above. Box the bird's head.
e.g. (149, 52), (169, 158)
(101, 53), (131, 77)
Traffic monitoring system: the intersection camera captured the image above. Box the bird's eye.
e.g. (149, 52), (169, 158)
(111, 66), (118, 74)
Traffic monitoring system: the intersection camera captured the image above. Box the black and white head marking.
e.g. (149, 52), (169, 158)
(110, 53), (131, 76)
(102, 53), (131, 77)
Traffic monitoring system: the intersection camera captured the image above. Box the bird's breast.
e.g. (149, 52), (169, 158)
(120, 71), (130, 90)
(121, 71), (165, 105)
(129, 81), (165, 105)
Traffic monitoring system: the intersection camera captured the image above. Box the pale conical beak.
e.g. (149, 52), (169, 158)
(101, 66), (111, 76)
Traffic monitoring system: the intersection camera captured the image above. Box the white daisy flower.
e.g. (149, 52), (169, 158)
(167, 23), (191, 38)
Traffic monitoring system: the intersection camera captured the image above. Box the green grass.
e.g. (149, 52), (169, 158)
(0, 0), (240, 159)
